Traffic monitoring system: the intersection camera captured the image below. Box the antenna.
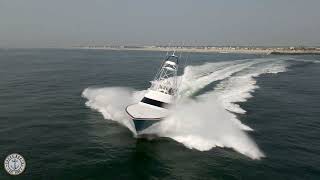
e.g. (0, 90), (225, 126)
(179, 41), (184, 59)
(165, 42), (170, 56)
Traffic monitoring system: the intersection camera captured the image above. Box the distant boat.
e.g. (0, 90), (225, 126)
(126, 52), (179, 135)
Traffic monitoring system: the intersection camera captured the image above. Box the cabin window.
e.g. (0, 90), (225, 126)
(141, 97), (169, 108)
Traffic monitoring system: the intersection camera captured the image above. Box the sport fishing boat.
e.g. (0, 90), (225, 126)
(126, 52), (179, 134)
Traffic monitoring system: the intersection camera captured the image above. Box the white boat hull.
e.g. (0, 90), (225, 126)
(126, 103), (166, 133)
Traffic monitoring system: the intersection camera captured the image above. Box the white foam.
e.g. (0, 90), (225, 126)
(288, 57), (320, 64)
(82, 58), (289, 159)
(213, 59), (287, 115)
(82, 87), (146, 134)
(146, 97), (265, 159)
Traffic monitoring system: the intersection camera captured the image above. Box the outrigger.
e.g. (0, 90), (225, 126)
(126, 51), (179, 134)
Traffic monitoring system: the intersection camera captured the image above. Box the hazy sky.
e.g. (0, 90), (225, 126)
(0, 0), (319, 48)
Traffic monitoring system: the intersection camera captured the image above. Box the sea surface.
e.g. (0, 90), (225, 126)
(0, 49), (319, 180)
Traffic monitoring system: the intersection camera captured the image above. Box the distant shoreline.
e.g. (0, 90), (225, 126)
(73, 46), (320, 55)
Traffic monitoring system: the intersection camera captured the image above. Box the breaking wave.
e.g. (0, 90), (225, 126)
(82, 58), (289, 160)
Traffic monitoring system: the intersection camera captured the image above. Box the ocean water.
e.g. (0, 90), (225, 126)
(0, 49), (319, 179)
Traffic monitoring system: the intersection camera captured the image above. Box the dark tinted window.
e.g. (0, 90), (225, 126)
(141, 97), (168, 108)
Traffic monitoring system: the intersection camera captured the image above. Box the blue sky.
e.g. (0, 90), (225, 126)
(0, 0), (319, 48)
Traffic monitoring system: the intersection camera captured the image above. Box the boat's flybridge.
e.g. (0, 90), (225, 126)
(150, 56), (178, 96)
(126, 52), (180, 134)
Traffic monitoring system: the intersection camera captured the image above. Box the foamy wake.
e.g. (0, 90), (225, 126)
(82, 58), (289, 160)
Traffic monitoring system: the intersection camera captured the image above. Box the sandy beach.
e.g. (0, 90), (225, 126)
(75, 46), (320, 55)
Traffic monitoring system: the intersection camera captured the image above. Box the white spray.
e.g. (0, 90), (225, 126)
(82, 58), (288, 160)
